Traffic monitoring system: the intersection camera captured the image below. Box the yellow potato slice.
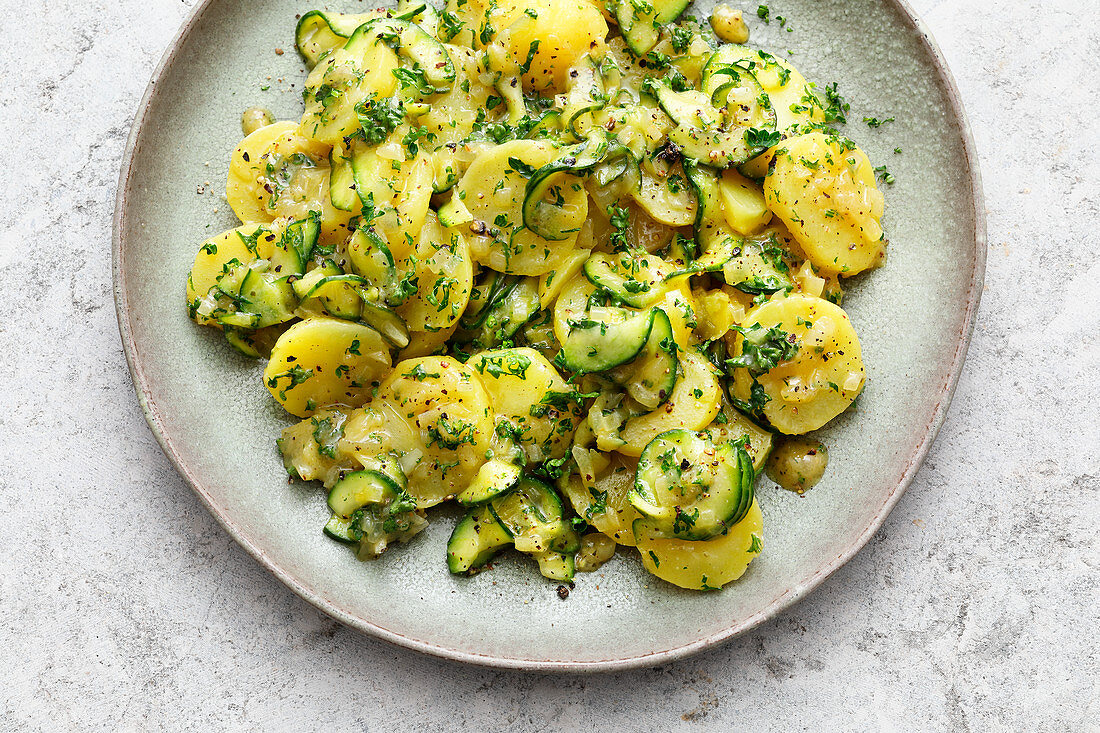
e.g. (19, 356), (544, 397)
(376, 356), (494, 506)
(618, 350), (722, 456)
(764, 132), (886, 276)
(491, 0), (608, 92)
(263, 318), (391, 417)
(719, 168), (772, 235)
(186, 223), (272, 326)
(395, 212), (474, 332)
(730, 293), (864, 434)
(456, 139), (582, 275)
(558, 452), (641, 546)
(636, 499), (763, 590)
(300, 36), (398, 145)
(224, 121), (353, 242)
(466, 347), (584, 461)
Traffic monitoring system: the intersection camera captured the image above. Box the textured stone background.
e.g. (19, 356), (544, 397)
(1, 0), (1097, 729)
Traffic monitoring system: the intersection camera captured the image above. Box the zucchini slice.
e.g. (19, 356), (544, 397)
(327, 469), (403, 518)
(292, 264), (365, 321)
(323, 513), (361, 543)
(616, 0), (658, 56)
(457, 459), (522, 506)
(536, 551), (576, 581)
(522, 134), (608, 240)
(369, 18), (456, 92)
(458, 275), (540, 349)
(562, 55), (607, 138)
(657, 78), (776, 168)
(447, 505), (513, 574)
(630, 430), (754, 540)
(328, 144), (358, 212)
(359, 302), (411, 348)
(489, 477), (571, 556)
(583, 251), (675, 308)
(609, 307), (678, 410)
(560, 307), (655, 374)
(295, 10), (377, 67)
(236, 270), (297, 328)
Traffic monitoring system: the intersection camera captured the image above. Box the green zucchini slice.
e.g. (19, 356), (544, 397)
(630, 430), (754, 540)
(583, 251), (674, 308)
(295, 10), (376, 67)
(489, 477), (569, 555)
(562, 55), (606, 137)
(559, 307), (655, 374)
(608, 307), (678, 410)
(323, 513), (361, 543)
(522, 133), (609, 240)
(237, 270), (297, 328)
(536, 551), (575, 581)
(457, 459), (522, 506)
(270, 213), (319, 279)
(329, 145), (358, 212)
(657, 78), (776, 168)
(370, 18), (456, 92)
(359, 301), (411, 348)
(327, 469), (402, 518)
(447, 505), (513, 574)
(355, 452), (409, 491)
(616, 0), (660, 56)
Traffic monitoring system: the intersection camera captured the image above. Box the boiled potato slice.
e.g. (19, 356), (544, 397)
(225, 121), (353, 242)
(376, 356), (494, 506)
(395, 212), (474, 332)
(300, 35), (398, 145)
(558, 452), (641, 546)
(186, 223), (271, 326)
(537, 248), (590, 310)
(491, 0), (608, 92)
(636, 499), (763, 590)
(618, 350), (722, 456)
(398, 324), (459, 361)
(419, 46), (497, 147)
(704, 406), (774, 472)
(466, 347), (584, 461)
(339, 398), (462, 508)
(263, 318), (391, 417)
(719, 169), (772, 235)
(730, 293), (864, 434)
(457, 139), (583, 275)
(764, 132), (886, 277)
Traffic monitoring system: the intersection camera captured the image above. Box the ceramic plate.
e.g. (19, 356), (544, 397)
(114, 0), (984, 670)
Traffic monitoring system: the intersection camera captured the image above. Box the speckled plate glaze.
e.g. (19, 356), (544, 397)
(114, 0), (984, 670)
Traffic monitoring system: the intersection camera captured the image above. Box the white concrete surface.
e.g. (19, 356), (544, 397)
(0, 0), (1097, 729)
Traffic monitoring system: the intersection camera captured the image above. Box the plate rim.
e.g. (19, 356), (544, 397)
(113, 0), (986, 672)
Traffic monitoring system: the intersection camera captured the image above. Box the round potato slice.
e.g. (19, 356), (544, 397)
(491, 0), (608, 92)
(456, 139), (582, 276)
(729, 293), (865, 434)
(618, 350), (722, 456)
(186, 224), (271, 325)
(394, 212), (474, 332)
(376, 356), (494, 506)
(764, 132), (886, 277)
(263, 318), (391, 417)
(225, 121), (353, 242)
(466, 347), (584, 461)
(636, 499), (763, 590)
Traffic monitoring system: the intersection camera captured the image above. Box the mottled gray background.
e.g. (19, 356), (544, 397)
(1, 0), (1097, 729)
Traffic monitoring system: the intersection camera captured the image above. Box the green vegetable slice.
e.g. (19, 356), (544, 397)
(630, 429), (755, 540)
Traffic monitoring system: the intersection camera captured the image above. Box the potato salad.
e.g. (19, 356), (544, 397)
(185, 0), (888, 590)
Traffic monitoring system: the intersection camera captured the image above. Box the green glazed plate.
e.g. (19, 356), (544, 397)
(114, 0), (984, 671)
